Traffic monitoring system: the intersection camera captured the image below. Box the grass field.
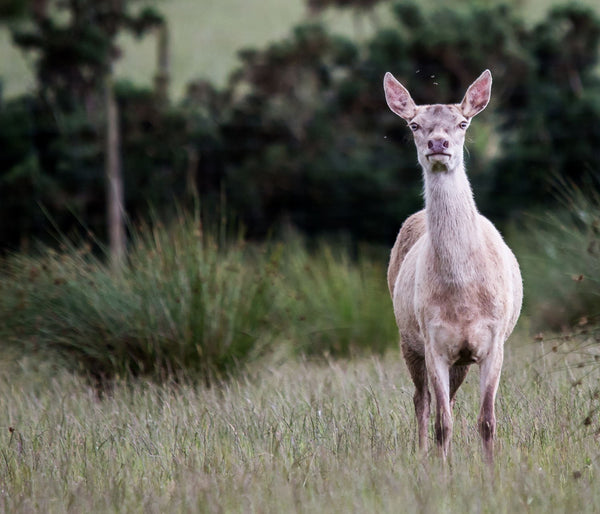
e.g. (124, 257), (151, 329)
(0, 0), (310, 99)
(2, 0), (600, 100)
(1, 191), (599, 512)
(2, 1), (600, 511)
(2, 334), (599, 513)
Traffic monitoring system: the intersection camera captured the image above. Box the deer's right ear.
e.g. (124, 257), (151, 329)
(384, 72), (416, 120)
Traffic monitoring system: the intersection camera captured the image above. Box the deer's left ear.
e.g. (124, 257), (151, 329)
(460, 70), (492, 118)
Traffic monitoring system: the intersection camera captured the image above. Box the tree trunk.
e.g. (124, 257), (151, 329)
(105, 73), (126, 268)
(154, 22), (170, 103)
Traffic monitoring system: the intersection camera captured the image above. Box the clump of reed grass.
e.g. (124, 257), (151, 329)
(278, 237), (397, 356)
(0, 216), (279, 381)
(0, 214), (397, 381)
(513, 180), (600, 331)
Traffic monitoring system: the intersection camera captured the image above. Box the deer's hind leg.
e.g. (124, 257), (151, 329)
(401, 339), (431, 453)
(449, 365), (470, 409)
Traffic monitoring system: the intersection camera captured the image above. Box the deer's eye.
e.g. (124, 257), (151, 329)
(409, 123), (420, 131)
(459, 121), (469, 129)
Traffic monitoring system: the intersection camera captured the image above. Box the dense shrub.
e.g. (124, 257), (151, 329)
(490, 5), (600, 219)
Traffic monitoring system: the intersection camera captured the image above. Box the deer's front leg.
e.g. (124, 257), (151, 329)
(425, 344), (452, 460)
(478, 341), (504, 464)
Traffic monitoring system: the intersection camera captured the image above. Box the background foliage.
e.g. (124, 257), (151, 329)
(2, 1), (600, 249)
(1, 0), (600, 378)
(0, 214), (395, 380)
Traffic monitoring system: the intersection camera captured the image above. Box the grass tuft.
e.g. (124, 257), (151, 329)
(0, 214), (397, 381)
(512, 180), (600, 331)
(278, 237), (397, 356)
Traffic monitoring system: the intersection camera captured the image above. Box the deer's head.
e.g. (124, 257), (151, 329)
(383, 70), (492, 173)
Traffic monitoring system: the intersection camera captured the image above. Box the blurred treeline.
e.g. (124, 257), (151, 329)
(1, 0), (600, 250)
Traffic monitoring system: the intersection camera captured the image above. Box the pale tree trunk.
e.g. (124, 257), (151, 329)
(105, 73), (126, 268)
(154, 22), (170, 103)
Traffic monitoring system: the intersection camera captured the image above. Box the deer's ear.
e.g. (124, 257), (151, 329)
(384, 72), (416, 120)
(460, 69), (492, 118)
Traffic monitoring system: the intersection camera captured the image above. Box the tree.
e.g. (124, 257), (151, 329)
(10, 0), (163, 262)
(218, 1), (600, 240)
(491, 5), (600, 219)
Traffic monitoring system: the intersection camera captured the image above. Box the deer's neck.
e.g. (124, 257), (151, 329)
(424, 163), (481, 281)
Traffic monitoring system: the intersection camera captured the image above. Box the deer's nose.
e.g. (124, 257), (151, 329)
(428, 139), (449, 153)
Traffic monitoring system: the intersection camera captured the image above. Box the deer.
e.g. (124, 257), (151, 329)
(383, 69), (522, 462)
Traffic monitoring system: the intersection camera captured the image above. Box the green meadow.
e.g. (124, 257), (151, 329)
(2, 332), (599, 513)
(2, 0), (600, 99)
(1, 206), (599, 512)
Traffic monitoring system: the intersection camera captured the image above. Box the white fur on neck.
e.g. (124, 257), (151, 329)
(423, 161), (481, 283)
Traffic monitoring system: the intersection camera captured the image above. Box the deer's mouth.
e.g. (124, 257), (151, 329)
(426, 153), (451, 160)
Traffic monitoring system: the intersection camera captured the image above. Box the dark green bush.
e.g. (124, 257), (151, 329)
(218, 2), (600, 240)
(2, 2), (600, 249)
(490, 5), (600, 220)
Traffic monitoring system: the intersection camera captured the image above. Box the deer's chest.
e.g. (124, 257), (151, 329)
(413, 272), (504, 364)
(414, 252), (504, 328)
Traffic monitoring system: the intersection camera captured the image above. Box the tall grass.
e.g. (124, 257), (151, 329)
(508, 180), (600, 385)
(0, 219), (272, 379)
(1, 341), (599, 513)
(277, 237), (397, 356)
(513, 181), (600, 331)
(0, 214), (396, 380)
